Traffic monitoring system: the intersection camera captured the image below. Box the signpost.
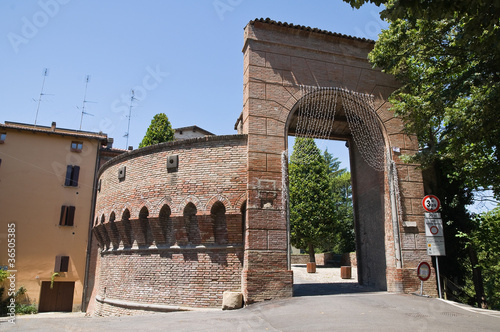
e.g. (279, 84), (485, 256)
(422, 195), (445, 298)
(417, 261), (431, 295)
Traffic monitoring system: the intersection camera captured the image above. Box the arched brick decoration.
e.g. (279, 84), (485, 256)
(163, 206), (175, 246)
(155, 196), (174, 215)
(211, 201), (228, 245)
(149, 204), (171, 245)
(234, 193), (247, 213)
(97, 214), (111, 250)
(184, 203), (200, 245)
(205, 194), (232, 212)
(139, 200), (155, 218)
(130, 206), (150, 247)
(141, 206), (154, 246)
(118, 209), (132, 248)
(179, 195), (201, 215)
(93, 217), (104, 248)
(115, 206), (131, 222)
(105, 212), (121, 249)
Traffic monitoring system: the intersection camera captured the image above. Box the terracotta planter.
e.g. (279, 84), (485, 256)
(341, 266), (352, 279)
(307, 262), (316, 273)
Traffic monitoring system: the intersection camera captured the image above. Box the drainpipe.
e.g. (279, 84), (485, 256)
(388, 148), (402, 270)
(82, 140), (102, 311)
(282, 150), (291, 270)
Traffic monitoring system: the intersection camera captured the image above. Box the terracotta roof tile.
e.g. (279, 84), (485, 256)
(1, 121), (108, 141)
(249, 18), (375, 44)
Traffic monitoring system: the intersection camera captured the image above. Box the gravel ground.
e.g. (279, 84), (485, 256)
(292, 264), (358, 284)
(291, 264), (370, 297)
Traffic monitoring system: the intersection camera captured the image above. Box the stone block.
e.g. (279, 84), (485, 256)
(222, 291), (243, 310)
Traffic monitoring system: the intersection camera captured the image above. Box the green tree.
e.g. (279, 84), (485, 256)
(138, 113), (175, 148)
(345, 0), (499, 308)
(458, 206), (500, 310)
(289, 138), (337, 263)
(324, 150), (355, 253)
(344, 0), (500, 195)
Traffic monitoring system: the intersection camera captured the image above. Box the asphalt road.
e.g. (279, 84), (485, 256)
(3, 292), (499, 331)
(2, 267), (499, 331)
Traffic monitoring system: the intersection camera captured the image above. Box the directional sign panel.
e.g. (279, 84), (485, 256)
(426, 236), (446, 256)
(425, 218), (444, 237)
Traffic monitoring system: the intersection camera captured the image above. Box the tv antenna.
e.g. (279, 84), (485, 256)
(124, 89), (138, 148)
(77, 75), (96, 130)
(34, 68), (49, 126)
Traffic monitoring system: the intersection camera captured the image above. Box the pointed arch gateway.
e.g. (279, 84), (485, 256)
(240, 19), (435, 303)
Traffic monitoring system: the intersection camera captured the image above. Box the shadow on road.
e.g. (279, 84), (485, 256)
(293, 282), (379, 297)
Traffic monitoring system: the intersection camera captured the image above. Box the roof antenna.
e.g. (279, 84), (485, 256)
(34, 68), (49, 126)
(77, 75), (96, 130)
(124, 89), (137, 149)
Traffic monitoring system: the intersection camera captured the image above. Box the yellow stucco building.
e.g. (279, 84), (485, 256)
(0, 121), (108, 312)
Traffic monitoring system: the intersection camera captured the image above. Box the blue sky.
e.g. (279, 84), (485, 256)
(0, 0), (387, 158)
(1, 1), (495, 213)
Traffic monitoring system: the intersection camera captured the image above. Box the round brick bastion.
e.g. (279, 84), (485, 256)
(91, 134), (248, 316)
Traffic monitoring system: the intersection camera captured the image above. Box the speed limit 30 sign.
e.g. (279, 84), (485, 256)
(422, 195), (441, 213)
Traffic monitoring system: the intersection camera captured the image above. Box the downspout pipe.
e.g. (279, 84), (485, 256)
(282, 150), (291, 270)
(82, 140), (102, 311)
(388, 148), (402, 270)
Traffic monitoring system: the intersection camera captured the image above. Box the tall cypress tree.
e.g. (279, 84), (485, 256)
(138, 113), (175, 148)
(289, 138), (337, 263)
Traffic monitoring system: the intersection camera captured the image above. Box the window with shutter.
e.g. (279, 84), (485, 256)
(72, 166), (80, 186)
(59, 205), (76, 226)
(64, 165), (80, 187)
(67, 206), (75, 226)
(54, 256), (69, 272)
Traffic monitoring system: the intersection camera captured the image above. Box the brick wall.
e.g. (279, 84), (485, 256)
(90, 135), (247, 314)
(291, 253), (334, 265)
(94, 248), (243, 316)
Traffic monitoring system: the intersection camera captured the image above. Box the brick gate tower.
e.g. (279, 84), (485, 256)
(239, 19), (436, 303)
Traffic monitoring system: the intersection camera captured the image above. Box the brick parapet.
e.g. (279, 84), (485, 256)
(90, 134), (248, 313)
(98, 134), (246, 178)
(95, 135), (247, 219)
